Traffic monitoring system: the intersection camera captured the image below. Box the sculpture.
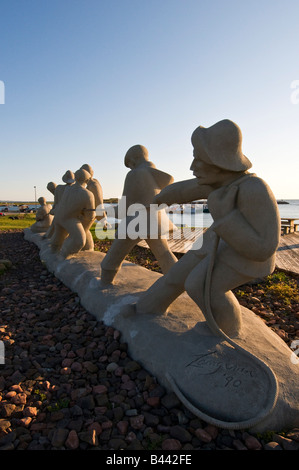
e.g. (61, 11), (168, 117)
(43, 171), (75, 240)
(46, 181), (57, 198)
(43, 182), (57, 239)
(30, 197), (54, 234)
(100, 145), (178, 284)
(53, 170), (75, 206)
(136, 120), (281, 337)
(80, 164), (107, 227)
(50, 168), (96, 258)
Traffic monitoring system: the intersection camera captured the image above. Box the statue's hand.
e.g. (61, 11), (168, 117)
(153, 186), (175, 206)
(208, 185), (238, 220)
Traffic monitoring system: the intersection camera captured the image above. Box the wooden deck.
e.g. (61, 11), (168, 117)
(138, 227), (208, 254)
(138, 229), (299, 276)
(275, 232), (299, 275)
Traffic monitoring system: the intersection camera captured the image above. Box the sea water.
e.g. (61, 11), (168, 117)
(167, 200), (299, 228)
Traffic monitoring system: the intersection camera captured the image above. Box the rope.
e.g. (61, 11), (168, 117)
(167, 176), (279, 429)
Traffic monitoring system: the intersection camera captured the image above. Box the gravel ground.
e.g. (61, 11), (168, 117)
(0, 230), (299, 451)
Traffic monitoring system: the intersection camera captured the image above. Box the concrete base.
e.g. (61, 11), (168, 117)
(24, 228), (299, 433)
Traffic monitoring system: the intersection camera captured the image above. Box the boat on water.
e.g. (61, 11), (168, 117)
(277, 200), (289, 204)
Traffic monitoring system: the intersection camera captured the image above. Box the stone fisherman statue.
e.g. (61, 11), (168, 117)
(136, 119), (281, 337)
(100, 144), (178, 284)
(50, 168), (96, 258)
(30, 197), (54, 234)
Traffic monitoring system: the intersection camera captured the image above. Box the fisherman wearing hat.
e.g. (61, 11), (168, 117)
(80, 163), (108, 228)
(42, 181), (57, 239)
(136, 120), (280, 337)
(43, 170), (75, 240)
(30, 197), (54, 234)
(100, 144), (178, 284)
(50, 168), (96, 258)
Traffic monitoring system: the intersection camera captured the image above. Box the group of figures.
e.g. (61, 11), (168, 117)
(31, 119), (281, 338)
(31, 164), (107, 258)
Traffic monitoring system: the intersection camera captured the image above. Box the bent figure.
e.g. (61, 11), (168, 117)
(100, 144), (178, 284)
(50, 168), (96, 258)
(31, 197), (54, 234)
(44, 170), (75, 240)
(43, 181), (57, 239)
(80, 164), (108, 247)
(136, 120), (280, 337)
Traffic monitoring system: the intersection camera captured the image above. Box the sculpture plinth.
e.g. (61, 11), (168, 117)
(23, 228), (299, 433)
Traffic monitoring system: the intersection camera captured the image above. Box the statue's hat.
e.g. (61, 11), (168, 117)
(191, 119), (252, 172)
(62, 170), (75, 184)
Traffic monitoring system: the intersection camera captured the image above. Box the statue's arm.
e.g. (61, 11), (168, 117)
(211, 180), (280, 261)
(82, 193), (96, 223)
(153, 179), (213, 206)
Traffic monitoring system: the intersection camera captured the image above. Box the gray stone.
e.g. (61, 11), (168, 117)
(51, 428), (69, 448)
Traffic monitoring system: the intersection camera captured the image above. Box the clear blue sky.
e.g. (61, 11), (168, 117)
(0, 0), (299, 201)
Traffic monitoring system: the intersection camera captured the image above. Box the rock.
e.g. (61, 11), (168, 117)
(51, 428), (69, 448)
(0, 404), (16, 418)
(106, 362), (118, 372)
(124, 361), (141, 373)
(204, 424), (219, 439)
(79, 395), (95, 410)
(78, 429), (98, 446)
(161, 393), (181, 410)
(109, 438), (127, 450)
(23, 407), (38, 418)
(143, 411), (160, 427)
(169, 425), (192, 443)
(243, 432), (263, 450)
(147, 396), (160, 407)
(272, 433), (299, 450)
(92, 384), (107, 394)
(264, 441), (282, 450)
(87, 422), (102, 435)
(0, 419), (11, 433)
(233, 439), (248, 450)
(195, 428), (213, 443)
(65, 430), (80, 450)
(117, 421), (128, 435)
(162, 438), (182, 450)
(130, 415), (144, 430)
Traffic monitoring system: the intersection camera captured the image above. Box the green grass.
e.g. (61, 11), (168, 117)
(0, 215), (117, 241)
(263, 271), (299, 305)
(0, 214), (36, 230)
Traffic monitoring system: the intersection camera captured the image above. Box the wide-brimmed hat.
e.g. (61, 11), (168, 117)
(75, 168), (91, 183)
(62, 170), (75, 184)
(191, 119), (252, 172)
(81, 164), (94, 177)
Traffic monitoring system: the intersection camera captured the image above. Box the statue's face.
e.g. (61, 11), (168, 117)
(190, 156), (222, 185)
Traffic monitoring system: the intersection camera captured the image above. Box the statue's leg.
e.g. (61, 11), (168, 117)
(82, 229), (94, 251)
(147, 238), (178, 273)
(50, 223), (68, 253)
(60, 220), (86, 258)
(185, 258), (253, 337)
(43, 222), (55, 240)
(136, 250), (201, 314)
(100, 237), (137, 284)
